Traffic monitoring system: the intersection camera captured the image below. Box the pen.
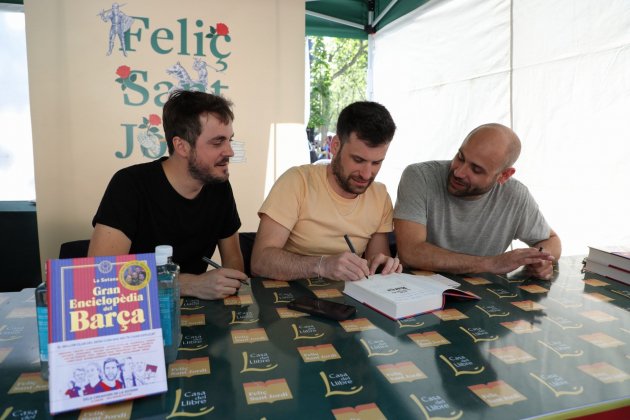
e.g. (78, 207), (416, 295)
(344, 234), (369, 279)
(201, 256), (250, 286)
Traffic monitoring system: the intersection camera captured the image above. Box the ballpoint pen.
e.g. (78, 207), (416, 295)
(202, 256), (250, 286)
(344, 234), (369, 279)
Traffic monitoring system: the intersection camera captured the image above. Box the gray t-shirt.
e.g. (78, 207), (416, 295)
(394, 161), (550, 256)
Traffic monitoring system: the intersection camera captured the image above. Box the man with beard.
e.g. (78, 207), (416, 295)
(251, 101), (401, 281)
(94, 358), (123, 393)
(394, 123), (561, 280)
(89, 90), (248, 299)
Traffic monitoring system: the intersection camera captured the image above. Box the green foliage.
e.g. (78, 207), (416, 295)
(307, 36), (367, 136)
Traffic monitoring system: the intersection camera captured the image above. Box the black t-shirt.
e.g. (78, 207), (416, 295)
(92, 157), (241, 274)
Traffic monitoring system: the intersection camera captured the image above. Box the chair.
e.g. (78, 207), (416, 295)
(58, 239), (90, 259)
(239, 232), (256, 277)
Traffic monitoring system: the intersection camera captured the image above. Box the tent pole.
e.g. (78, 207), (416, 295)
(373, 0), (399, 27)
(305, 11), (364, 30)
(367, 35), (375, 101)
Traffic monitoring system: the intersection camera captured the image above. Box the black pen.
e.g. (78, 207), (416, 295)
(344, 234), (369, 279)
(202, 256), (249, 286)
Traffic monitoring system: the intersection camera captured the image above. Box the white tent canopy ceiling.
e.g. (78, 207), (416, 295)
(373, 0), (630, 256)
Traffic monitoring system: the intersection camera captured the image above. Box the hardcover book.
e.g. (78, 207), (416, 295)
(587, 245), (630, 273)
(47, 254), (167, 415)
(343, 273), (480, 320)
(584, 259), (630, 285)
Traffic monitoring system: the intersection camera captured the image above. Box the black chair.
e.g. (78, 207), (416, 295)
(58, 240), (90, 259)
(239, 232), (256, 277)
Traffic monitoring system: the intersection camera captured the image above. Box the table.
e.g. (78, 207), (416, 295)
(0, 257), (628, 419)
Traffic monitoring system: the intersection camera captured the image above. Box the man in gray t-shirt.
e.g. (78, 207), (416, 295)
(394, 123), (561, 280)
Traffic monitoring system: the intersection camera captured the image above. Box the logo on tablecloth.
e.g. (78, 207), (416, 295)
(231, 328), (269, 344)
(462, 276), (491, 285)
(544, 315), (583, 330)
(179, 334), (208, 352)
(243, 379), (293, 405)
(579, 332), (624, 348)
(537, 340), (584, 358)
(529, 373), (584, 397)
(583, 292), (613, 302)
(486, 287), (518, 299)
(468, 380), (527, 407)
(262, 280), (290, 288)
(298, 344), (341, 363)
(397, 316), (425, 328)
(180, 314), (205, 327)
(166, 389), (214, 417)
(320, 370), (363, 397)
(224, 294), (253, 306)
(409, 331), (450, 348)
(500, 320), (541, 334)
(578, 362), (629, 383)
(273, 291), (295, 304)
(439, 353), (485, 376)
(459, 327), (498, 343)
(377, 361), (427, 384)
(409, 393), (463, 419)
(332, 403), (386, 419)
(511, 300), (545, 311)
(6, 307), (35, 319)
(180, 298), (204, 311)
(291, 323), (325, 340)
(276, 307), (309, 319)
(474, 303), (510, 317)
(78, 400), (133, 420)
(307, 278), (330, 287)
(8, 372), (48, 394)
(241, 351), (278, 372)
(230, 308), (259, 324)
(313, 289), (343, 299)
(518, 284), (549, 294)
(488, 346), (536, 364)
(433, 309), (468, 321)
(359, 337), (398, 357)
(167, 357), (210, 378)
(580, 310), (618, 323)
(549, 296), (582, 308)
(0, 325), (24, 341)
(339, 318), (376, 332)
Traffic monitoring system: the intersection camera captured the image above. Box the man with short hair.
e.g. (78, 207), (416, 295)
(89, 90), (248, 299)
(394, 123), (561, 280)
(251, 101), (402, 281)
(94, 358), (123, 393)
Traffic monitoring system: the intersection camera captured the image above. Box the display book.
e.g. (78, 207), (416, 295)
(46, 253), (167, 415)
(342, 272), (480, 320)
(585, 245), (630, 285)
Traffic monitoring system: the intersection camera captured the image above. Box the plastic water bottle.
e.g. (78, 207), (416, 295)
(35, 281), (48, 380)
(155, 245), (181, 363)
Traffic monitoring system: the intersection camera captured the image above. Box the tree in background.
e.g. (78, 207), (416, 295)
(307, 36), (367, 141)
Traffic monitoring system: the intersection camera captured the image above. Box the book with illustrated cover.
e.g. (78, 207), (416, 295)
(587, 246), (630, 273)
(47, 254), (167, 415)
(343, 273), (480, 320)
(584, 259), (630, 285)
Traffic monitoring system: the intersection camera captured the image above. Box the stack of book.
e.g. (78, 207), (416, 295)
(584, 246), (630, 285)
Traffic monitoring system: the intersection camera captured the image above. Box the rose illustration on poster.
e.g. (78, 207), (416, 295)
(136, 114), (166, 158)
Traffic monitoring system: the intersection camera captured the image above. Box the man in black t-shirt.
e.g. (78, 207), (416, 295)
(89, 91), (248, 299)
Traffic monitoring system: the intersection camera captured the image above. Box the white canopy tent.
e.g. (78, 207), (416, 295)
(371, 0), (630, 256)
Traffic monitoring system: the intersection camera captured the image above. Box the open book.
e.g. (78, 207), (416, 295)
(343, 272), (480, 320)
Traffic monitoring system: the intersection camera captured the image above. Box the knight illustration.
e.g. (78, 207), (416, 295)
(99, 3), (134, 57)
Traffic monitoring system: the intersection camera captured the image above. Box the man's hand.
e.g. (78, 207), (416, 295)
(367, 253), (403, 275)
(180, 268), (249, 300)
(487, 248), (555, 278)
(320, 252), (371, 281)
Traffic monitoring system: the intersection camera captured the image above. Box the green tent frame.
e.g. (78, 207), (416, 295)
(306, 0), (429, 39)
(2, 0), (428, 39)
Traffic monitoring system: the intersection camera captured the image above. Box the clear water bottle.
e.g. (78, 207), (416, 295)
(35, 281), (49, 380)
(155, 245), (181, 363)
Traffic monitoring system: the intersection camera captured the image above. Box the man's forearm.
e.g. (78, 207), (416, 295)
(399, 242), (489, 274)
(252, 248), (322, 281)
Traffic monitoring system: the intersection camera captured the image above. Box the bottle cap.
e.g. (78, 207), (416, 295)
(155, 245), (173, 265)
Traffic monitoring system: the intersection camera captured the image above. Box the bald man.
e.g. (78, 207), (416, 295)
(394, 123), (561, 280)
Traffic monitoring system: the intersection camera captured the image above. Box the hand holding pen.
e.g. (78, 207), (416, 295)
(202, 256), (250, 286)
(344, 234), (370, 280)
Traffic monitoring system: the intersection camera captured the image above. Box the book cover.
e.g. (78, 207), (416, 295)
(342, 273), (479, 320)
(587, 246), (630, 272)
(584, 259), (630, 285)
(47, 254), (167, 414)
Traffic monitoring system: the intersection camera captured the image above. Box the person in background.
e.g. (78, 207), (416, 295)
(251, 101), (402, 281)
(394, 123), (561, 280)
(88, 91), (248, 299)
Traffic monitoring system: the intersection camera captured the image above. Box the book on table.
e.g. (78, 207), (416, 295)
(586, 245), (630, 272)
(584, 259), (630, 285)
(342, 272), (480, 320)
(47, 253), (167, 415)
